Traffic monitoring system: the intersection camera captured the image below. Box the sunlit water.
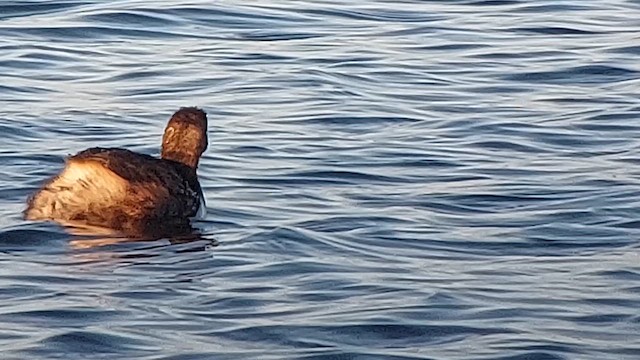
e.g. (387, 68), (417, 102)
(1, 1), (640, 359)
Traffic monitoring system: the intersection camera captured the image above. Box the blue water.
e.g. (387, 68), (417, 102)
(1, 0), (640, 359)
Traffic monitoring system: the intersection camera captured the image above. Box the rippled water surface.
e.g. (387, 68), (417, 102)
(1, 0), (640, 359)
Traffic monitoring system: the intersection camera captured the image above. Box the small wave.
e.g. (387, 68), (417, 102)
(0, 2), (87, 20)
(510, 26), (598, 35)
(504, 65), (639, 84)
(33, 330), (153, 356)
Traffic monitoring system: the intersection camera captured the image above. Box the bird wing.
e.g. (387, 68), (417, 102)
(69, 147), (201, 216)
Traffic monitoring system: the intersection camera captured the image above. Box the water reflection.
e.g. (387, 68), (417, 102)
(6, 218), (217, 253)
(66, 224), (215, 250)
(67, 226), (218, 267)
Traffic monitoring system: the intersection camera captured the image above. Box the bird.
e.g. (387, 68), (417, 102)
(24, 107), (208, 238)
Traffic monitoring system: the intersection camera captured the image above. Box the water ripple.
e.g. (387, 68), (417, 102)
(1, 0), (640, 359)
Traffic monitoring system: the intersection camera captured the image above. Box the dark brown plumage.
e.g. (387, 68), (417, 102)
(24, 107), (208, 237)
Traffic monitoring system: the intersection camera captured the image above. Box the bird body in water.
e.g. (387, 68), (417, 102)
(24, 107), (208, 237)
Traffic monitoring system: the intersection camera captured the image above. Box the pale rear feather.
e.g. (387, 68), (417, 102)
(25, 159), (128, 221)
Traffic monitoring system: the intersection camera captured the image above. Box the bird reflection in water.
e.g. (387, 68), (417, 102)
(61, 220), (217, 251)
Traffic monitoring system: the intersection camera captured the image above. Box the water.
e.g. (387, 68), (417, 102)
(1, 0), (639, 359)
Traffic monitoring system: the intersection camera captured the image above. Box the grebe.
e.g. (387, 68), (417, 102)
(24, 107), (208, 237)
